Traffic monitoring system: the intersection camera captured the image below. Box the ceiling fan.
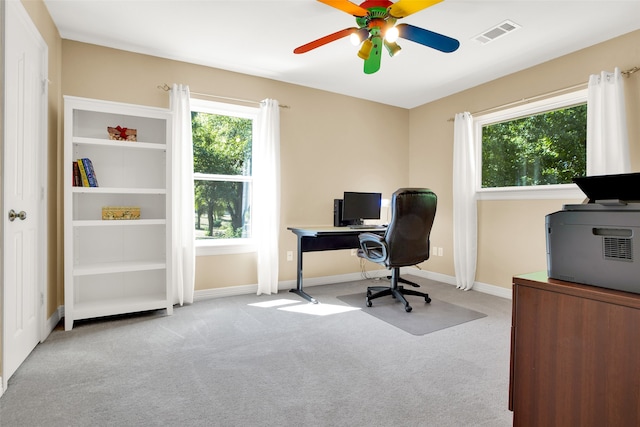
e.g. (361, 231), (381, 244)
(293, 0), (460, 74)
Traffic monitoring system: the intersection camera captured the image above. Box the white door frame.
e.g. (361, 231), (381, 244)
(1, 0), (49, 394)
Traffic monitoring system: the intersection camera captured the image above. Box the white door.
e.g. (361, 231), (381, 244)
(3, 0), (48, 386)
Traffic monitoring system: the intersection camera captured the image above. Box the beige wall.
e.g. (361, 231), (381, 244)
(60, 40), (410, 292)
(15, 0), (640, 321)
(409, 29), (640, 289)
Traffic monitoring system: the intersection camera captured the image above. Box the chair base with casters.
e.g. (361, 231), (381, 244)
(390, 275), (420, 288)
(366, 268), (431, 312)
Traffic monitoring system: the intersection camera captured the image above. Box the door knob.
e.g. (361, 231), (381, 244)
(8, 209), (27, 221)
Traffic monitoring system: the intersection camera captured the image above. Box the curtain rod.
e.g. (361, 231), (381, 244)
(447, 65), (639, 121)
(157, 84), (290, 109)
(622, 66), (640, 77)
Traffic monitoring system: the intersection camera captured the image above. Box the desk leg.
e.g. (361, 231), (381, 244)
(289, 236), (318, 304)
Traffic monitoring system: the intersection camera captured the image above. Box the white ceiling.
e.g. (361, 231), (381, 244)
(43, 0), (640, 109)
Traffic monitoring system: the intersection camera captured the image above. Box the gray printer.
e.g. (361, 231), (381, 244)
(546, 172), (640, 294)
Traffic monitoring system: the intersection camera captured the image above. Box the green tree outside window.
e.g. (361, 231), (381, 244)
(192, 111), (253, 239)
(481, 104), (587, 188)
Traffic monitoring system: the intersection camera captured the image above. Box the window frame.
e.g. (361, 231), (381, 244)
(190, 98), (259, 256)
(474, 89), (588, 200)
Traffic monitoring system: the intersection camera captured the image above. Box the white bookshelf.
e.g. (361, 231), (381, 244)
(63, 96), (173, 330)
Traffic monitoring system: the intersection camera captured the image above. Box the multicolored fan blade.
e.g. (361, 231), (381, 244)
(388, 0), (444, 18)
(317, 0), (369, 17)
(294, 27), (359, 54)
(363, 36), (383, 74)
(396, 23), (459, 52)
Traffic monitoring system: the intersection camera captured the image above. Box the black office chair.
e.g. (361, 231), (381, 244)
(357, 188), (437, 312)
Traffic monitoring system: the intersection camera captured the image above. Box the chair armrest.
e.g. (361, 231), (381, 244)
(358, 232), (388, 263)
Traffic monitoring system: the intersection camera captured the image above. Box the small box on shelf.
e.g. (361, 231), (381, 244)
(107, 126), (137, 141)
(102, 206), (141, 220)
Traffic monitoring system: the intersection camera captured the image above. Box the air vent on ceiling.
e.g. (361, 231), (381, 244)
(474, 20), (521, 45)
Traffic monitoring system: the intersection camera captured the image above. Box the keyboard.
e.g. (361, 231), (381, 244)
(349, 224), (387, 229)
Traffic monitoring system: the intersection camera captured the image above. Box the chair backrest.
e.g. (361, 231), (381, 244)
(384, 188), (437, 268)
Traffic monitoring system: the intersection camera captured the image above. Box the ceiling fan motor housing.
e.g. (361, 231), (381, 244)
(359, 0), (393, 10)
(356, 7), (396, 38)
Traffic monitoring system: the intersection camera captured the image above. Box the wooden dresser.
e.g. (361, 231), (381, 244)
(510, 272), (640, 427)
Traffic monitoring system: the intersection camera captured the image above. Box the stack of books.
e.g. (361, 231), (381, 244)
(73, 158), (99, 187)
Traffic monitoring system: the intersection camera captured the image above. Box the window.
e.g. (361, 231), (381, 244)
(474, 90), (588, 200)
(190, 99), (258, 255)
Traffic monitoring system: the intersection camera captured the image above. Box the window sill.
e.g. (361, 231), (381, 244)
(196, 239), (257, 256)
(476, 184), (585, 201)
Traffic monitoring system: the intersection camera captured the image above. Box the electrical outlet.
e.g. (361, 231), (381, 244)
(351, 249), (358, 256)
(438, 247), (443, 257)
(286, 251), (293, 261)
(432, 246), (438, 256)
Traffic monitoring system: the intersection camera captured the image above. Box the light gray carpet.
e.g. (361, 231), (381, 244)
(337, 291), (487, 335)
(0, 276), (513, 427)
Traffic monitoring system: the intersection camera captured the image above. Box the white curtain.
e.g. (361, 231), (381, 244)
(587, 67), (631, 175)
(254, 99), (281, 295)
(453, 112), (477, 291)
(170, 84), (195, 305)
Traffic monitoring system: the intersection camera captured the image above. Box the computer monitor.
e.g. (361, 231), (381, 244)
(342, 192), (382, 225)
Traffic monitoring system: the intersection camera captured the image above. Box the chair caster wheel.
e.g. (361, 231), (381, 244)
(405, 305), (412, 312)
(366, 299), (372, 307)
(425, 297), (431, 303)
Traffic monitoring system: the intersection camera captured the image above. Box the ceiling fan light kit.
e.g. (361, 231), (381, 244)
(294, 0), (460, 74)
(358, 39), (374, 60)
(350, 28), (370, 45)
(384, 40), (402, 57)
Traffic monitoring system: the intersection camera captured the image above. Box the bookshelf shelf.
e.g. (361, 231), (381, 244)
(72, 136), (167, 150)
(73, 219), (167, 227)
(73, 260), (167, 276)
(72, 187), (167, 194)
(73, 296), (171, 322)
(64, 96), (173, 331)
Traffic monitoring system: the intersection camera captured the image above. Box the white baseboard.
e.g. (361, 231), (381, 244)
(193, 270), (389, 302)
(404, 268), (513, 299)
(194, 269), (512, 301)
(194, 284), (259, 301)
(470, 280), (513, 299)
(42, 306), (64, 340)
